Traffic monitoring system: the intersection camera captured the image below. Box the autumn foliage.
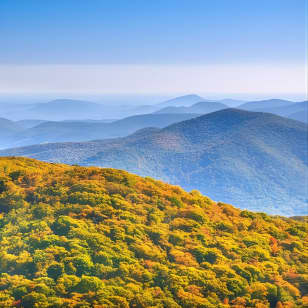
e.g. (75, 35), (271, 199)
(0, 157), (307, 307)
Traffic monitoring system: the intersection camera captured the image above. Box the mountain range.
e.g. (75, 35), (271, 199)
(238, 99), (308, 123)
(0, 94), (245, 121)
(2, 109), (307, 216)
(238, 99), (294, 111)
(0, 95), (204, 121)
(1, 95), (306, 149)
(0, 99), (123, 121)
(0, 113), (199, 149)
(154, 98), (307, 123)
(1, 95), (306, 122)
(155, 101), (228, 114)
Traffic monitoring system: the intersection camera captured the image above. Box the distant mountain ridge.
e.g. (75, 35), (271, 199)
(1, 95), (306, 150)
(0, 113), (200, 149)
(155, 101), (228, 114)
(238, 99), (294, 111)
(2, 109), (307, 216)
(0, 95), (205, 121)
(238, 99), (308, 123)
(1, 94), (304, 122)
(157, 94), (206, 107)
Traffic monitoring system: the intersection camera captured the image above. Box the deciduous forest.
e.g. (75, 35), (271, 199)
(0, 157), (307, 307)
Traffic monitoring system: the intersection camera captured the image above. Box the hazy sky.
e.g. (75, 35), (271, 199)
(0, 0), (307, 95)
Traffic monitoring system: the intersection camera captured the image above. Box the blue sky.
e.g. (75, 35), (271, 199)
(1, 0), (306, 65)
(0, 0), (306, 95)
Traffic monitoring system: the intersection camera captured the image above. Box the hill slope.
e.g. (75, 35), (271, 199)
(1, 113), (199, 148)
(217, 98), (245, 107)
(1, 109), (307, 216)
(238, 100), (308, 123)
(157, 94), (205, 108)
(260, 101), (308, 123)
(238, 99), (295, 111)
(0, 118), (23, 135)
(289, 109), (308, 123)
(0, 157), (307, 307)
(0, 118), (24, 146)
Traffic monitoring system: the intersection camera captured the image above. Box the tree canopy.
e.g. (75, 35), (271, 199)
(0, 157), (307, 307)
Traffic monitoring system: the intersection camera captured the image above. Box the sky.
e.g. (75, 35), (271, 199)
(0, 0), (307, 97)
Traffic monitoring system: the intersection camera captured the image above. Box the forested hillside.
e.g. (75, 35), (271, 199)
(3, 109), (307, 216)
(0, 157), (307, 307)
